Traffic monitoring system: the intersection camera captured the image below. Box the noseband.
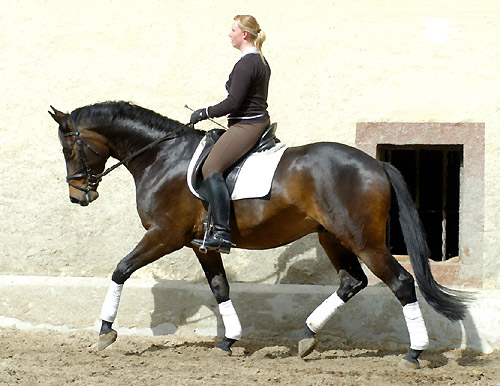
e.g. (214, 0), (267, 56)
(63, 117), (192, 194)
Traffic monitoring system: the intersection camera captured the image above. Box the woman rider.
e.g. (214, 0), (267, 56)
(190, 15), (271, 254)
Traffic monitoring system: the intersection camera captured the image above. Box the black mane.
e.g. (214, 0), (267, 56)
(71, 101), (197, 135)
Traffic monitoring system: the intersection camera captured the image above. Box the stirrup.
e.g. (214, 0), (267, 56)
(192, 233), (234, 254)
(191, 231), (210, 254)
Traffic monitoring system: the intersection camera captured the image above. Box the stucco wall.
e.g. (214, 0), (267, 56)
(1, 1), (499, 289)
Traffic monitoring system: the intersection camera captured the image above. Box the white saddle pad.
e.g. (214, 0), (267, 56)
(187, 137), (288, 200)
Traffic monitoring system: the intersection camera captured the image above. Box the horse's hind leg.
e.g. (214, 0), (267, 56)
(299, 232), (368, 358)
(358, 246), (429, 368)
(194, 249), (241, 356)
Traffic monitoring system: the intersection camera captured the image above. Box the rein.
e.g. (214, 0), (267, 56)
(65, 117), (192, 193)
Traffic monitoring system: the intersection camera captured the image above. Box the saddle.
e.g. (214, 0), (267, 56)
(191, 123), (280, 201)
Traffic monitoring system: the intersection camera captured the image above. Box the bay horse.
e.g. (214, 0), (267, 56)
(50, 101), (469, 368)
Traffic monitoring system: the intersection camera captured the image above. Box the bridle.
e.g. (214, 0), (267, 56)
(63, 118), (101, 193)
(63, 116), (192, 193)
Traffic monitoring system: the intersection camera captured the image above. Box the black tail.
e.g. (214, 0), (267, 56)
(381, 161), (471, 321)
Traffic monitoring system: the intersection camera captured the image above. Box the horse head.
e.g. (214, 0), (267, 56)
(50, 106), (109, 206)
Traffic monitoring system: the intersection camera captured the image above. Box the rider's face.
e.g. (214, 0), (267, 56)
(229, 20), (246, 50)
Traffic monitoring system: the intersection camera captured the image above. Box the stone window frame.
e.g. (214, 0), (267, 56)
(355, 122), (485, 288)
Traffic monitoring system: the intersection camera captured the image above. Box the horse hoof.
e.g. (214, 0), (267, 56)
(398, 357), (420, 370)
(92, 331), (118, 352)
(211, 346), (232, 357)
(298, 337), (317, 358)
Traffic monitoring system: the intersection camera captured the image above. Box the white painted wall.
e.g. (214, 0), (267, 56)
(1, 1), (499, 288)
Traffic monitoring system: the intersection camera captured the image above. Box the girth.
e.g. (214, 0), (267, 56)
(191, 122), (280, 201)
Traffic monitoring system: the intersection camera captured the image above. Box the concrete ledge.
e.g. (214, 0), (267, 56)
(1, 275), (499, 353)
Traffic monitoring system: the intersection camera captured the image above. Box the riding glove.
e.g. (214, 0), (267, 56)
(190, 108), (208, 124)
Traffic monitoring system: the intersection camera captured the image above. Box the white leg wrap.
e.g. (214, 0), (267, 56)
(403, 301), (429, 350)
(219, 300), (242, 340)
(306, 292), (345, 333)
(100, 281), (124, 323)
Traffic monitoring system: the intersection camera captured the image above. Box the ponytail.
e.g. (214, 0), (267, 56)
(255, 30), (267, 64)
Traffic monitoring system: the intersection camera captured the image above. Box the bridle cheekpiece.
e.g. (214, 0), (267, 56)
(63, 117), (102, 193)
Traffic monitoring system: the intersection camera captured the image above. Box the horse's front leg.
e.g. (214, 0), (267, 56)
(95, 228), (182, 351)
(194, 249), (242, 356)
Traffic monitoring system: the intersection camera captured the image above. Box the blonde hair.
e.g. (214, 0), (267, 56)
(234, 15), (266, 64)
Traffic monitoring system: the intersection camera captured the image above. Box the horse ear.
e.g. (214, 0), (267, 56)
(48, 105), (67, 125)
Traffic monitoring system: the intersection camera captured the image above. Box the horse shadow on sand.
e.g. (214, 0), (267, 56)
(148, 237), (482, 365)
(148, 235), (332, 338)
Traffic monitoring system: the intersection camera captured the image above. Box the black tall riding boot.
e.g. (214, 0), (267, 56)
(192, 173), (233, 254)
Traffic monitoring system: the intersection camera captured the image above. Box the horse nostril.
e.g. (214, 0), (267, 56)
(70, 196), (79, 204)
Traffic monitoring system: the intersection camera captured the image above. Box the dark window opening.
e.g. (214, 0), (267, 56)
(378, 145), (462, 261)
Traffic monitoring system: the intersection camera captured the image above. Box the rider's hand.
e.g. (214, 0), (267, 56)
(190, 108), (208, 124)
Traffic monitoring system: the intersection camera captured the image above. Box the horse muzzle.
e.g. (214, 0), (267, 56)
(69, 187), (99, 206)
